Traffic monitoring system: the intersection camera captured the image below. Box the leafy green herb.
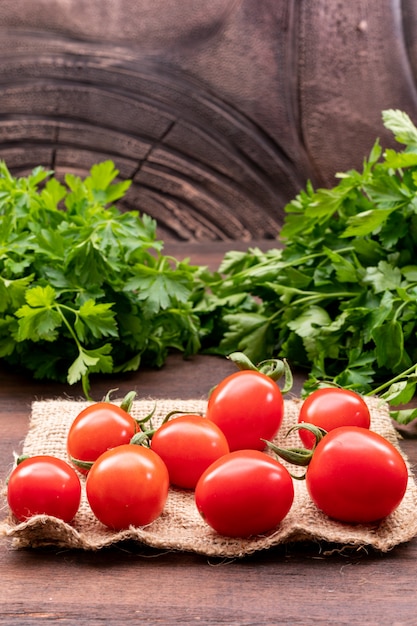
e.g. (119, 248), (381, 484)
(196, 109), (417, 422)
(4, 110), (417, 422)
(0, 161), (202, 398)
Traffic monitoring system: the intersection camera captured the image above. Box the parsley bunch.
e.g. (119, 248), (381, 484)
(0, 161), (202, 398)
(197, 110), (417, 422)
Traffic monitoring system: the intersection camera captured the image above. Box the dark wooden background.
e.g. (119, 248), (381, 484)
(2, 0), (417, 241)
(3, 7), (417, 622)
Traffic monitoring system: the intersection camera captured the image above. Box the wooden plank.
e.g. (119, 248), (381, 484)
(2, 1), (417, 240)
(0, 353), (416, 624)
(0, 241), (417, 624)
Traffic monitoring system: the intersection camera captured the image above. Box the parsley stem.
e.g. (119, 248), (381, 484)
(54, 304), (83, 350)
(393, 301), (408, 322)
(368, 363), (417, 396)
(53, 304), (93, 399)
(284, 291), (359, 307)
(210, 246), (357, 291)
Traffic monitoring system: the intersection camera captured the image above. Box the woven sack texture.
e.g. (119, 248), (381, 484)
(2, 396), (417, 556)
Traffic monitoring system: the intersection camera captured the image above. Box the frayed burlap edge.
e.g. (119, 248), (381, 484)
(2, 396), (417, 557)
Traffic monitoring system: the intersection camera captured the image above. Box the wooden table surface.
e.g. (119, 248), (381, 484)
(1, 241), (417, 625)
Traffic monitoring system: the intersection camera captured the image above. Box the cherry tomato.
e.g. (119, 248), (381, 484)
(85, 444), (169, 530)
(150, 414), (230, 489)
(67, 401), (138, 473)
(7, 455), (81, 523)
(195, 450), (294, 537)
(206, 370), (284, 451)
(306, 427), (408, 523)
(298, 387), (371, 448)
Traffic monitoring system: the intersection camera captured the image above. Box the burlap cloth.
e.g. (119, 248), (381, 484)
(2, 396), (417, 556)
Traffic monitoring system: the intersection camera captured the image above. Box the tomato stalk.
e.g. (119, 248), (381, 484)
(69, 456), (95, 472)
(5, 454), (31, 485)
(103, 389), (137, 413)
(15, 454), (31, 466)
(263, 423), (327, 480)
(130, 409), (204, 447)
(227, 351), (293, 393)
(102, 389), (157, 429)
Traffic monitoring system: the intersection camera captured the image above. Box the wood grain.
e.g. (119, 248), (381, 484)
(1, 354), (417, 625)
(1, 241), (417, 624)
(5, 1), (417, 241)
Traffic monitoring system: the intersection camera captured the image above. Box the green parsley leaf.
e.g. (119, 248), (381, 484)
(0, 160), (203, 397)
(195, 108), (417, 422)
(382, 109), (417, 147)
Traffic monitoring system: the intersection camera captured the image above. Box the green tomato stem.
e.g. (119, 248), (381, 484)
(227, 351), (294, 393)
(263, 423), (327, 469)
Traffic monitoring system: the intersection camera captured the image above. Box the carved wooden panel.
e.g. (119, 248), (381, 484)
(1, 0), (417, 240)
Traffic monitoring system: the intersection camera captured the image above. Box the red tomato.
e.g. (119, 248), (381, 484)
(195, 450), (294, 537)
(67, 401), (138, 473)
(150, 414), (230, 489)
(306, 427), (408, 523)
(7, 455), (81, 523)
(206, 370), (284, 451)
(298, 387), (371, 448)
(85, 444), (169, 530)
